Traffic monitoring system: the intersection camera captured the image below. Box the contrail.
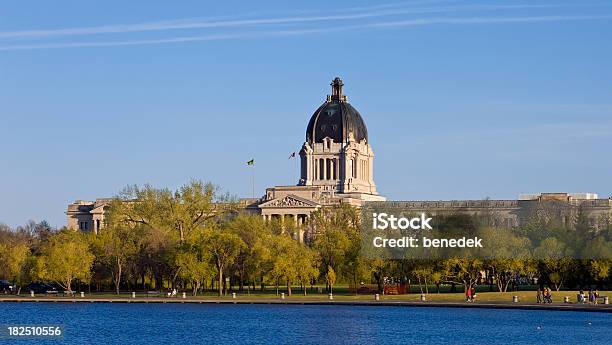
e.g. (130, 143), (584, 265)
(1, 15), (611, 51)
(0, 3), (596, 40)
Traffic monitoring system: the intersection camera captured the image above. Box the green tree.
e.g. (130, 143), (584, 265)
(589, 259), (611, 286)
(534, 237), (573, 291)
(445, 258), (483, 293)
(294, 245), (320, 296)
(326, 266), (336, 294)
(310, 204), (359, 288)
(226, 215), (273, 292)
(92, 223), (137, 294)
(0, 242), (31, 294)
(37, 230), (94, 293)
(176, 240), (215, 296)
(203, 229), (244, 296)
(114, 180), (233, 243)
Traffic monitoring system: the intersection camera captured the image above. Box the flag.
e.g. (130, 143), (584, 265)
(246, 159), (254, 166)
(288, 152), (296, 159)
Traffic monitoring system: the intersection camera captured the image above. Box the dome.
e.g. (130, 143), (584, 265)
(306, 77), (368, 144)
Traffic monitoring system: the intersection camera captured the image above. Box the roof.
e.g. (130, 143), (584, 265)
(305, 77), (368, 144)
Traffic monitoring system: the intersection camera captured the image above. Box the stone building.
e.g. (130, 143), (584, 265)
(66, 198), (112, 234)
(252, 77), (386, 234)
(66, 78), (612, 235)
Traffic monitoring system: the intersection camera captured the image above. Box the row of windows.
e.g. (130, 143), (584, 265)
(314, 158), (338, 180)
(313, 158), (369, 180)
(78, 220), (101, 231)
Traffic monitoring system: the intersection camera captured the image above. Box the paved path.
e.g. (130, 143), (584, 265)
(1, 296), (611, 313)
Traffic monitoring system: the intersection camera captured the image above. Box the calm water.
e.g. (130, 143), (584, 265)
(1, 303), (610, 344)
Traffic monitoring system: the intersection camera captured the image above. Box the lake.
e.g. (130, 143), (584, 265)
(1, 303), (610, 344)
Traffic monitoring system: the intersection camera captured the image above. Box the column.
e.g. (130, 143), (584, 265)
(322, 158), (327, 181)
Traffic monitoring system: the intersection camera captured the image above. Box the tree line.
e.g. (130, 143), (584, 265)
(1, 180), (611, 295)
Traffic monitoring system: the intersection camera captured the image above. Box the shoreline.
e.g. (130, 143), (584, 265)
(1, 297), (610, 313)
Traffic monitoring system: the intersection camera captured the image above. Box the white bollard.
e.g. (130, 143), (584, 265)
(281, 293), (285, 300)
(513, 295), (519, 303)
(375, 294), (380, 301)
(232, 292), (236, 299)
(420, 294), (426, 302)
(604, 296), (609, 305)
(182, 292), (186, 299)
(132, 292), (136, 298)
(30, 290), (34, 297)
(329, 293), (333, 300)
(80, 292), (84, 298)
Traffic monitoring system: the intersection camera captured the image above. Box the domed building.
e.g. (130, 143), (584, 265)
(256, 78), (385, 239)
(300, 77), (380, 197)
(66, 77), (612, 242)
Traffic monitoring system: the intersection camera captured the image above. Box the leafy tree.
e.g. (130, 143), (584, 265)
(445, 258), (483, 293)
(270, 235), (298, 295)
(310, 204), (359, 287)
(114, 180), (233, 243)
(226, 215), (273, 292)
(535, 237), (574, 291)
(36, 230), (94, 293)
(0, 242), (30, 294)
(294, 245), (320, 295)
(92, 223), (137, 294)
(176, 241), (215, 296)
(203, 229), (244, 296)
(589, 259), (611, 286)
(326, 266), (336, 294)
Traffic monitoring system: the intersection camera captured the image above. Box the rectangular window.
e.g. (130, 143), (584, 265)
(79, 221), (88, 230)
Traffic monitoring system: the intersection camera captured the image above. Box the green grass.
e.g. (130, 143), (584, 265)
(13, 289), (610, 304)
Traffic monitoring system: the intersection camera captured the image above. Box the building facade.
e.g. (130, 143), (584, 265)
(67, 78), (612, 235)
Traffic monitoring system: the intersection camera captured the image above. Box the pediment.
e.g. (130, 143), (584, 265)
(259, 194), (319, 209)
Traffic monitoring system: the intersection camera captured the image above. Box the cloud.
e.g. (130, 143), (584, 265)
(1, 6), (611, 51)
(0, 3), (597, 40)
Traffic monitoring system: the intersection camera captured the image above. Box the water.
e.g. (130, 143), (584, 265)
(1, 303), (610, 344)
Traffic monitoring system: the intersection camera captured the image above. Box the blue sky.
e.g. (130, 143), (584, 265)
(1, 0), (611, 227)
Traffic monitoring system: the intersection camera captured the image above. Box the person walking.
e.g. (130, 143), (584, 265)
(537, 288), (543, 303)
(544, 288), (552, 304)
(588, 289), (594, 304)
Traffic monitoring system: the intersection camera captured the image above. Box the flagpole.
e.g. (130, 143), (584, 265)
(294, 154), (297, 185)
(251, 164), (255, 199)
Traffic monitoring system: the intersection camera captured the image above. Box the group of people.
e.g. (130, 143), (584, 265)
(578, 289), (600, 304)
(536, 288), (553, 303)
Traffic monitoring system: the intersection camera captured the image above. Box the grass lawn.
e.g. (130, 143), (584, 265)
(14, 289), (610, 304)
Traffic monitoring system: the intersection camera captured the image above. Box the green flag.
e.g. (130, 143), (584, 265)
(246, 159), (254, 166)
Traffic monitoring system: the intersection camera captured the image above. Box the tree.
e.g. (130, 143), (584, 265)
(92, 223), (137, 294)
(446, 258), (483, 293)
(203, 229), (244, 296)
(226, 215), (273, 292)
(176, 242), (214, 296)
(36, 230), (94, 293)
(294, 245), (320, 296)
(0, 242), (30, 294)
(268, 234), (319, 296)
(480, 227), (531, 292)
(589, 259), (611, 287)
(114, 180), (233, 243)
(326, 266), (336, 294)
(310, 204), (359, 289)
(270, 235), (298, 296)
(535, 237), (573, 291)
